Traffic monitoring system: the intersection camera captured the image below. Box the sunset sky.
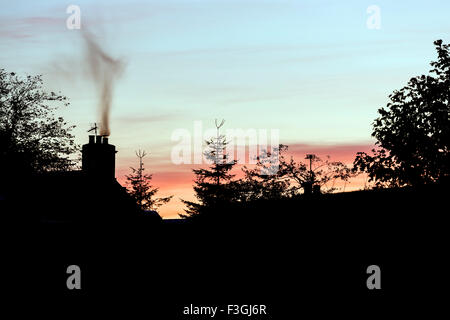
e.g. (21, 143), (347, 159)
(1, 0), (449, 218)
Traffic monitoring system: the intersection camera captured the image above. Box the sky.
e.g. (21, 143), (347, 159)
(1, 0), (449, 218)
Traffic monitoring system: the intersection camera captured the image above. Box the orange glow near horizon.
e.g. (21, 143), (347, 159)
(116, 143), (374, 219)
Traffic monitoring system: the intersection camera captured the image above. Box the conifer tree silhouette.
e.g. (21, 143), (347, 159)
(126, 150), (172, 211)
(181, 120), (238, 218)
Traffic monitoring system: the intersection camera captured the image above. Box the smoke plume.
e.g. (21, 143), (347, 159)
(82, 31), (124, 136)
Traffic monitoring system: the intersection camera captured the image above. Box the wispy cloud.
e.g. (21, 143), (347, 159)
(0, 16), (64, 40)
(116, 113), (182, 124)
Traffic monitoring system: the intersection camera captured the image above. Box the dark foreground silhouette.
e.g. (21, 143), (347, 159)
(1, 132), (448, 316)
(5, 183), (448, 316)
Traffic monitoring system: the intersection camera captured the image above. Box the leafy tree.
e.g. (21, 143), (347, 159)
(239, 145), (294, 201)
(181, 120), (238, 218)
(126, 150), (172, 211)
(241, 144), (353, 199)
(354, 40), (450, 187)
(0, 70), (78, 181)
(282, 152), (353, 194)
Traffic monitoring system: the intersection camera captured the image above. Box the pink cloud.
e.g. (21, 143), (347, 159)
(286, 143), (375, 164)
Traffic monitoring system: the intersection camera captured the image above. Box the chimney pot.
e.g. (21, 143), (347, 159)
(82, 135), (116, 180)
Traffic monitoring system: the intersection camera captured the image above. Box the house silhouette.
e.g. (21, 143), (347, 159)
(21, 135), (162, 225)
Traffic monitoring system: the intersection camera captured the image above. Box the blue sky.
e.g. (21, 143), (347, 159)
(1, 0), (449, 217)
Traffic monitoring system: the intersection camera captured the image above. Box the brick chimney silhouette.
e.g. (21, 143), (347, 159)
(82, 135), (116, 180)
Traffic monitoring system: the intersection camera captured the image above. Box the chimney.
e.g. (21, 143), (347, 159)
(82, 135), (116, 180)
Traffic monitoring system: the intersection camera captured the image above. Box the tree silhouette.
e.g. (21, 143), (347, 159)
(182, 127), (354, 217)
(126, 150), (172, 211)
(283, 152), (353, 194)
(354, 40), (450, 187)
(241, 144), (352, 200)
(238, 145), (293, 201)
(0, 70), (78, 180)
(181, 120), (238, 218)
